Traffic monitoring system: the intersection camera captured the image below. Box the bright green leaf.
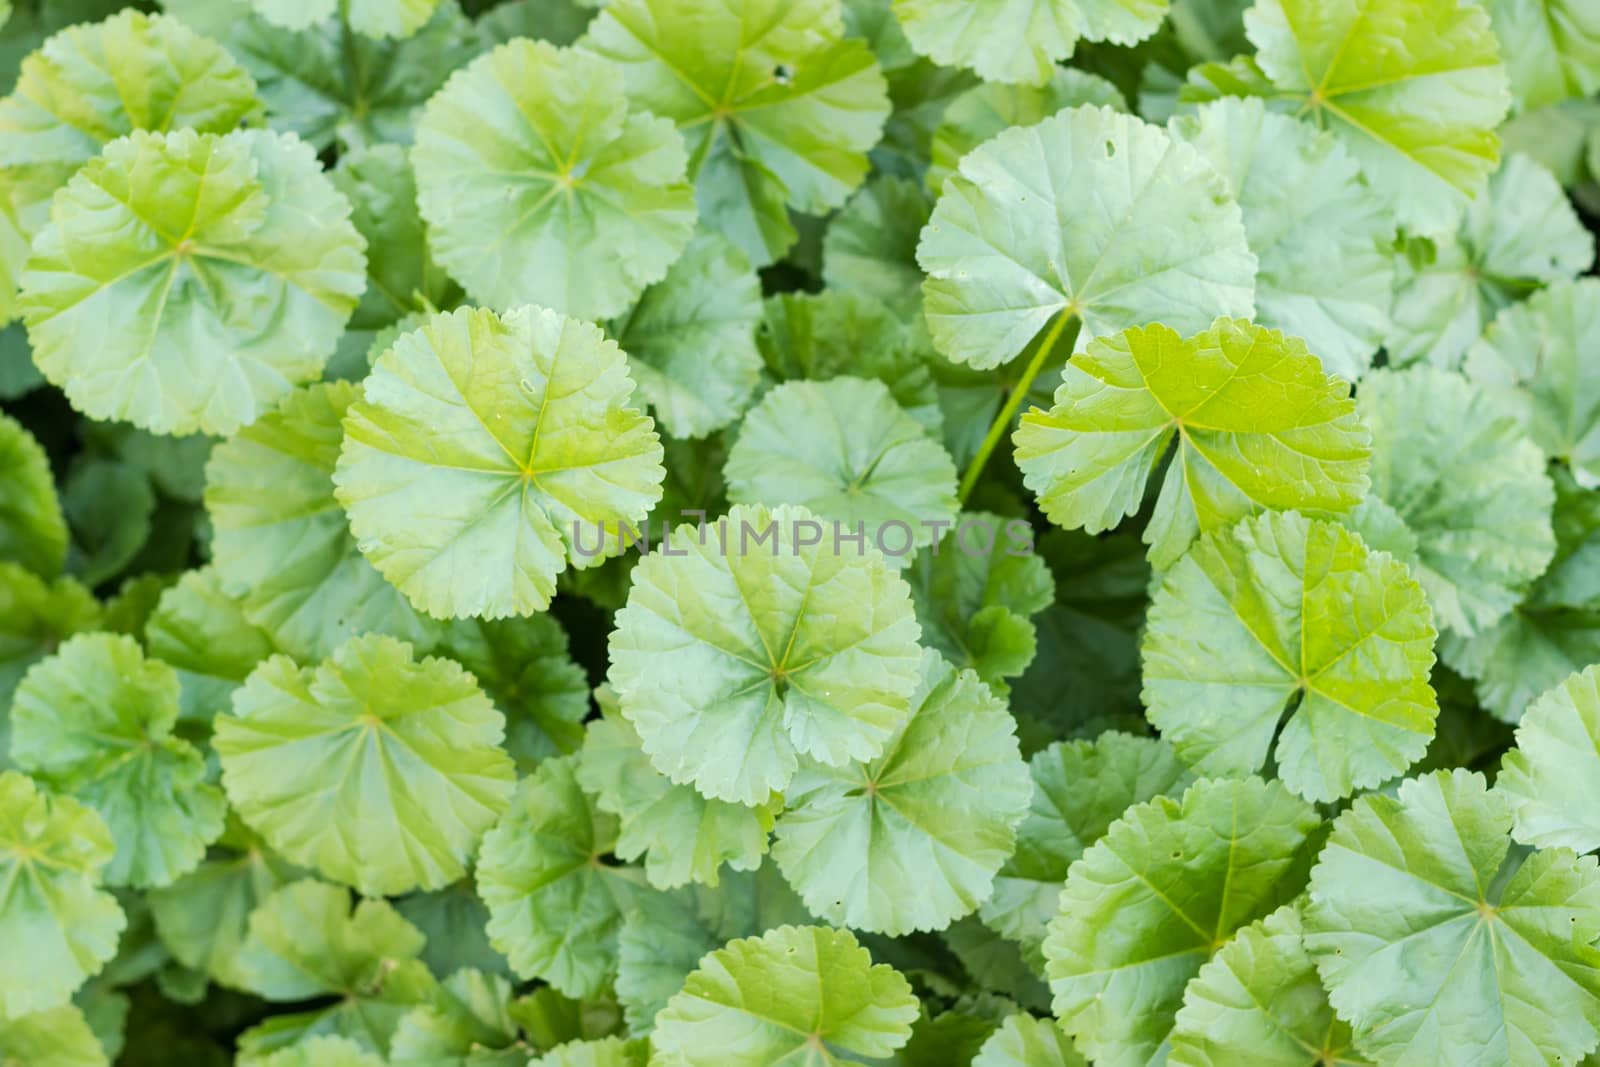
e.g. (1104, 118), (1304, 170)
(529, 1038), (645, 1067)
(0, 1003), (107, 1067)
(0, 563), (100, 748)
(1497, 664), (1600, 852)
(254, 0), (442, 39)
(1484, 0), (1600, 111)
(144, 567), (280, 724)
(389, 968), (527, 1067)
(0, 411), (64, 576)
(972, 1014), (1085, 1067)
(250, 1035), (387, 1067)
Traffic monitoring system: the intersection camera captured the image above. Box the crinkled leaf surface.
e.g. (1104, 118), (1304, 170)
(1244, 0), (1511, 233)
(11, 633), (225, 887)
(1168, 99), (1394, 381)
(981, 732), (1193, 967)
(1016, 319), (1371, 568)
(1497, 664), (1600, 852)
(476, 755), (642, 998)
(1144, 510), (1438, 802)
(214, 634), (515, 897)
(1359, 367), (1555, 636)
(1485, 0), (1600, 111)
(772, 651), (1032, 935)
(609, 230), (763, 440)
(1385, 153), (1593, 368)
(891, 0), (1166, 86)
(1170, 905), (1367, 1067)
(19, 128), (366, 435)
(1304, 769), (1600, 1066)
(577, 702), (776, 890)
(918, 105), (1255, 370)
(411, 39), (695, 320)
(1044, 776), (1320, 1067)
(1466, 278), (1600, 486)
(607, 503), (923, 805)
(582, 0), (890, 265)
(0, 770), (124, 1017)
(335, 306), (665, 619)
(725, 378), (959, 558)
(0, 411), (64, 575)
(0, 1002), (107, 1067)
(651, 924), (920, 1065)
(206, 381), (437, 662)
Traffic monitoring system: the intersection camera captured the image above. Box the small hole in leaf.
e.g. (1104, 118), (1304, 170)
(1104, 140), (1116, 158)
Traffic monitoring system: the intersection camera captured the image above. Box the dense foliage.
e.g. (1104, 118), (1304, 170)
(1, 0), (1599, 1064)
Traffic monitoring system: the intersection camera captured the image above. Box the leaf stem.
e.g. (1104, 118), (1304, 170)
(957, 311), (1080, 503)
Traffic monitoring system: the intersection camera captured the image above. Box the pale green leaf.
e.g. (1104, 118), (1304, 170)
(529, 1037), (645, 1067)
(1465, 278), (1600, 485)
(1168, 98), (1395, 380)
(581, 0), (890, 265)
(0, 1003), (107, 1067)
(1043, 776), (1320, 1067)
(725, 377), (959, 558)
(918, 105), (1255, 370)
(477, 755), (642, 998)
(652, 924), (920, 1065)
(577, 702), (777, 890)
(1305, 769), (1600, 1066)
(972, 1014), (1085, 1067)
(0, 563), (99, 753)
(1485, 0), (1600, 111)
(1358, 367), (1555, 635)
(0, 411), (64, 576)
(1144, 510), (1438, 802)
(233, 879), (437, 1057)
(206, 380), (438, 661)
(0, 770), (124, 1017)
(1016, 318), (1370, 568)
(214, 634), (516, 897)
(334, 305), (665, 619)
(253, 0), (441, 39)
(981, 732), (1194, 967)
(1385, 153), (1594, 368)
(1497, 664), (1600, 852)
(250, 1035), (388, 1067)
(927, 68), (1127, 192)
(773, 651), (1031, 935)
(891, 0), (1166, 86)
(607, 503), (923, 805)
(11, 633), (225, 887)
(821, 175), (932, 321)
(609, 230), (763, 440)
(1244, 0), (1511, 233)
(19, 128), (366, 435)
(411, 39), (695, 320)
(1170, 905), (1368, 1067)
(389, 968), (526, 1067)
(144, 567), (280, 724)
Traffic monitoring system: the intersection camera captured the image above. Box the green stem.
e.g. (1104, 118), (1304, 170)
(957, 312), (1080, 503)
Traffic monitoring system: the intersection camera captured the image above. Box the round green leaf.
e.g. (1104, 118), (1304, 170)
(652, 924), (920, 1065)
(1466, 278), (1600, 485)
(19, 128), (366, 435)
(1016, 318), (1371, 568)
(11, 633), (226, 887)
(0, 1002), (107, 1067)
(891, 0), (1165, 86)
(411, 39), (695, 320)
(1485, 0), (1600, 111)
(1245, 0), (1511, 233)
(581, 0), (890, 266)
(144, 566), (280, 724)
(577, 700), (777, 890)
(476, 754), (642, 998)
(1170, 905), (1367, 1067)
(255, 0), (442, 39)
(530, 1038), (645, 1067)
(1305, 769), (1600, 1066)
(0, 411), (65, 576)
(388, 968), (528, 1067)
(0, 10), (258, 245)
(821, 175), (932, 321)
(1043, 776), (1320, 1067)
(972, 1015), (1085, 1067)
(980, 732), (1193, 967)
(607, 503), (924, 805)
(252, 1036), (387, 1067)
(206, 380), (438, 662)
(773, 651), (1030, 935)
(0, 770), (125, 1017)
(1497, 664), (1600, 852)
(334, 305), (665, 619)
(1168, 98), (1395, 381)
(1358, 367), (1556, 636)
(1386, 153), (1593, 368)
(609, 229), (763, 440)
(917, 105), (1255, 370)
(214, 633), (516, 897)
(1144, 510), (1438, 802)
(725, 377), (959, 558)
(0, 563), (99, 738)
(927, 68), (1127, 192)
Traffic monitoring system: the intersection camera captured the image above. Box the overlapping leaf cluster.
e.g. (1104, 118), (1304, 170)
(0, 0), (1599, 1065)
